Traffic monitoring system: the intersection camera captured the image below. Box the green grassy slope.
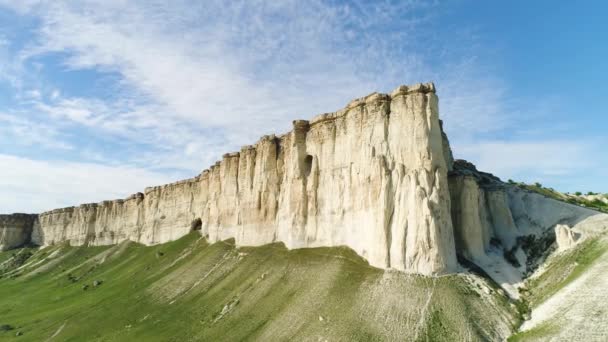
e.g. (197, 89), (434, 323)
(509, 236), (608, 341)
(0, 233), (517, 341)
(522, 237), (608, 307)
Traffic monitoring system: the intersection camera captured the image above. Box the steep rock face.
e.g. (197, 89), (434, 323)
(5, 83), (608, 281)
(448, 160), (608, 296)
(448, 160), (608, 263)
(448, 176), (492, 261)
(33, 83), (457, 275)
(0, 214), (38, 251)
(36, 183), (202, 247)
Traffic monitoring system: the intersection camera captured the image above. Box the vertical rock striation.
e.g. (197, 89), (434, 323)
(29, 83), (458, 275)
(448, 159), (608, 267)
(0, 214), (38, 251)
(13, 82), (606, 280)
(448, 160), (608, 296)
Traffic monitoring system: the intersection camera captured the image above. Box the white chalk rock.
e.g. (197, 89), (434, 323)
(555, 224), (581, 251)
(0, 214), (37, 251)
(32, 83), (458, 275)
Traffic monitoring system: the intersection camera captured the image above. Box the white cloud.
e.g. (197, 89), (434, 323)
(28, 94), (228, 171)
(0, 0), (604, 214)
(0, 113), (73, 150)
(15, 1), (508, 155)
(4, 1), (457, 170)
(35, 97), (99, 125)
(456, 139), (596, 184)
(0, 0), (40, 15)
(19, 2), (465, 127)
(0, 154), (175, 213)
(23, 89), (41, 99)
(0, 34), (19, 87)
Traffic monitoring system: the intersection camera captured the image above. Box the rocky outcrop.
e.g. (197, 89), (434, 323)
(5, 83), (607, 280)
(448, 160), (608, 296)
(448, 160), (608, 264)
(448, 161), (519, 263)
(554, 224), (581, 251)
(0, 214), (38, 251)
(29, 83), (457, 275)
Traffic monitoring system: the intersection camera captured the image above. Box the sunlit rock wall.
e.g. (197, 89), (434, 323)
(0, 214), (38, 251)
(34, 83), (458, 275)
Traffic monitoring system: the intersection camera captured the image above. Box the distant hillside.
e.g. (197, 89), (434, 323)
(507, 181), (608, 213)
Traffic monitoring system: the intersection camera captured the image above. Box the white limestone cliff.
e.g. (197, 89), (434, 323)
(448, 160), (608, 296)
(30, 83), (458, 275)
(0, 214), (38, 251)
(5, 83), (607, 280)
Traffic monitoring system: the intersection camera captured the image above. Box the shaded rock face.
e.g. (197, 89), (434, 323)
(0, 214), (38, 251)
(32, 83), (458, 275)
(448, 160), (608, 273)
(446, 160), (608, 298)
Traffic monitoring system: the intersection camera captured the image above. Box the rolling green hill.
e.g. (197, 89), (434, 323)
(0, 233), (518, 341)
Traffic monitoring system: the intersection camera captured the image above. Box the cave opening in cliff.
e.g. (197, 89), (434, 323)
(304, 155), (313, 177)
(191, 218), (202, 231)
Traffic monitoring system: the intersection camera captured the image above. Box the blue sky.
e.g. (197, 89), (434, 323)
(0, 0), (606, 213)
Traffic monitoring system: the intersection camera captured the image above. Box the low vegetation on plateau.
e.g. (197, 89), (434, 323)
(508, 180), (608, 213)
(0, 233), (518, 341)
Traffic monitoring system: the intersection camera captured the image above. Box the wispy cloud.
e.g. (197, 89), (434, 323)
(458, 140), (592, 177)
(0, 153), (175, 213)
(3, 1), (468, 168)
(455, 138), (608, 193)
(0, 0), (603, 213)
(0, 113), (73, 150)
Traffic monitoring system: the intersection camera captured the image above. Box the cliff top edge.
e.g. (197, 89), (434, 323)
(35, 82), (436, 217)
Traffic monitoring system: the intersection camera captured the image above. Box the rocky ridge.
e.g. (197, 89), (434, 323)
(2, 83), (607, 280)
(448, 160), (608, 296)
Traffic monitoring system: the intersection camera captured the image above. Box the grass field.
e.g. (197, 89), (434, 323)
(523, 237), (608, 307)
(0, 233), (518, 341)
